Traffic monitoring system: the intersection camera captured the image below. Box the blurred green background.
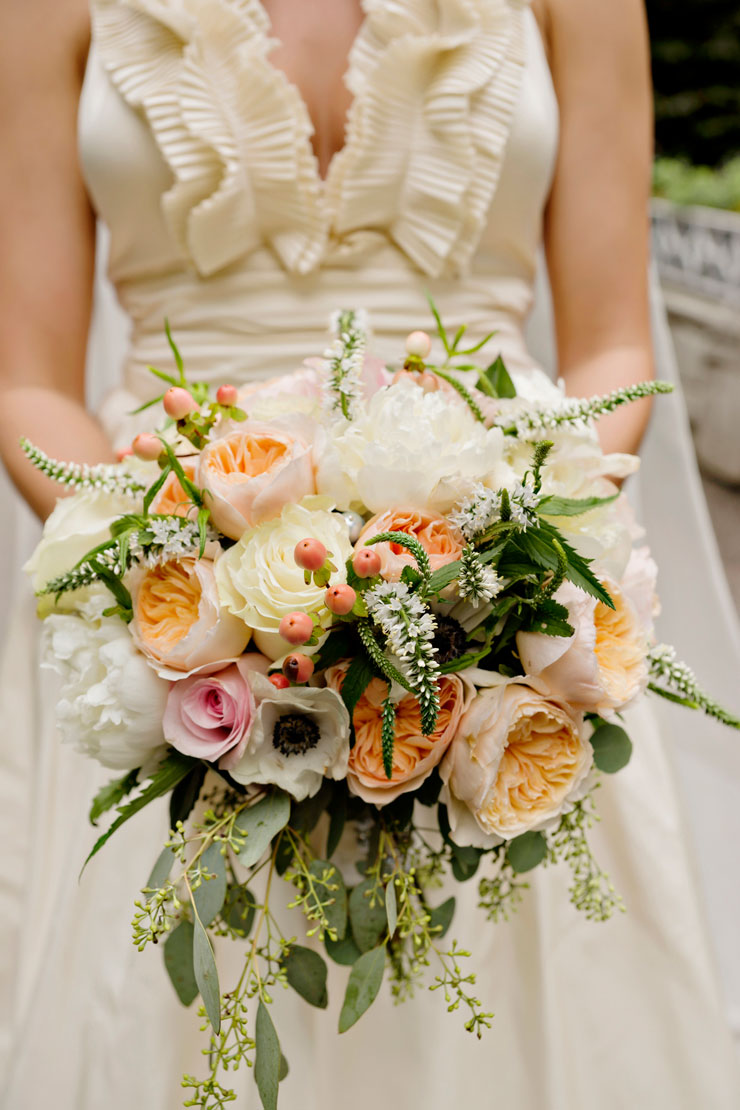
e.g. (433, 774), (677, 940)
(647, 0), (740, 209)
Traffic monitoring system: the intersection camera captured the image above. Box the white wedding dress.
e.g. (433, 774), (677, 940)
(2, 1), (740, 1106)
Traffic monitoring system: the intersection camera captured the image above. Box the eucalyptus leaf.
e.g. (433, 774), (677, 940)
(163, 920), (198, 1006)
(193, 842), (227, 927)
(223, 884), (256, 936)
(338, 946), (386, 1033)
(169, 763), (207, 829)
(325, 932), (362, 966)
(290, 780), (333, 836)
(255, 1000), (280, 1110)
(146, 845), (176, 895)
(385, 881), (398, 937)
(507, 831), (547, 874)
(589, 723), (633, 773)
(428, 897), (456, 939)
(283, 945), (329, 1009)
(349, 879), (387, 952)
(236, 791), (291, 868)
(278, 1054), (289, 1083)
(192, 912), (221, 1033)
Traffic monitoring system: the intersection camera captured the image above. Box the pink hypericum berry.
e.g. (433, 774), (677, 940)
(132, 433), (163, 461)
(282, 653), (315, 684)
(163, 387), (198, 420)
(216, 384), (239, 406)
(294, 538), (327, 572)
(279, 611), (315, 645)
(268, 673), (291, 689)
(116, 445), (134, 462)
(405, 330), (432, 359)
(325, 584), (357, 616)
(352, 548), (382, 578)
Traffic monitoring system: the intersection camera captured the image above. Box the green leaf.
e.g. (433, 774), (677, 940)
(146, 363), (181, 388)
(349, 878), (387, 952)
(385, 880), (398, 936)
(326, 790), (347, 859)
(169, 762), (207, 829)
(164, 317), (185, 382)
(146, 845), (176, 894)
(521, 523), (615, 610)
(325, 932), (362, 966)
(339, 654), (375, 730)
(236, 791), (291, 868)
(222, 884), (256, 936)
(278, 1054), (289, 1083)
(192, 911), (221, 1033)
(589, 722), (633, 773)
(83, 752), (196, 871)
(523, 599), (575, 639)
(427, 559), (461, 594)
(197, 506), (210, 557)
(415, 768), (443, 807)
(309, 859), (348, 939)
(89, 769), (140, 826)
(482, 354), (516, 398)
(283, 945), (329, 1009)
(290, 780), (333, 837)
(538, 493), (618, 517)
(507, 831), (547, 873)
(254, 1000), (280, 1110)
(142, 462), (171, 516)
(193, 842), (227, 927)
(338, 946), (386, 1033)
(451, 849), (481, 883)
(164, 920), (199, 1006)
(428, 897), (455, 939)
(425, 292), (451, 354)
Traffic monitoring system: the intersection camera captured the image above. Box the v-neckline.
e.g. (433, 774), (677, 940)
(254, 0), (369, 191)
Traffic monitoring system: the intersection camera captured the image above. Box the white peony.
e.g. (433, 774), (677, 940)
(315, 379), (508, 514)
(41, 608), (169, 771)
(215, 495), (353, 659)
(228, 673), (350, 801)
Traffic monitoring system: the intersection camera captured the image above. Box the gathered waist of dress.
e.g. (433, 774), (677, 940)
(114, 245), (540, 395)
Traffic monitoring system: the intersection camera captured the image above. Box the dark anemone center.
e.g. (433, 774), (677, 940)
(272, 714), (321, 757)
(432, 616), (468, 666)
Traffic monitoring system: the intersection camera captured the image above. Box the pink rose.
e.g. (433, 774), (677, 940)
(197, 422), (315, 540)
(356, 507), (464, 582)
(163, 654), (269, 769)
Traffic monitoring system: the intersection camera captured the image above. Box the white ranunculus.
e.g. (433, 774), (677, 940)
(26, 489), (141, 612)
(315, 379), (507, 514)
(215, 495), (352, 657)
(41, 610), (169, 771)
(228, 673), (350, 801)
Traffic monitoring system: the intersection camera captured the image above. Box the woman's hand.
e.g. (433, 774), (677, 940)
(0, 0), (113, 520)
(539, 0), (654, 457)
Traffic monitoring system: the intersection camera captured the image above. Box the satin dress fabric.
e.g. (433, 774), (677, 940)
(1, 2), (740, 1106)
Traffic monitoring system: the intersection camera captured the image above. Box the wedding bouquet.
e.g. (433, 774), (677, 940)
(24, 307), (740, 1109)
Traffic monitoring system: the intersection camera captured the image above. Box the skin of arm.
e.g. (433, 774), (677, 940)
(0, 0), (114, 521)
(536, 0), (655, 457)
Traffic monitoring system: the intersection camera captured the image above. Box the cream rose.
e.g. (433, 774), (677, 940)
(215, 496), (353, 659)
(517, 548), (657, 714)
(440, 675), (593, 846)
(228, 673), (350, 801)
(130, 556), (250, 679)
(197, 422), (315, 540)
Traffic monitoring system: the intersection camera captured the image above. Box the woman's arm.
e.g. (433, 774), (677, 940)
(539, 0), (654, 456)
(0, 0), (115, 521)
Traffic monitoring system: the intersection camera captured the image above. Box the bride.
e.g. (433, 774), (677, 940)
(1, 0), (740, 1105)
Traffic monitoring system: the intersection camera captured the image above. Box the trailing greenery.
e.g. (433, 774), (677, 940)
(653, 156), (740, 212)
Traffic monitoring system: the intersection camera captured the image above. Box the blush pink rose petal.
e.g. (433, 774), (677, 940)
(163, 655), (269, 769)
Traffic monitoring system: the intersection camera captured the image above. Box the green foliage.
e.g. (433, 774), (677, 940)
(222, 884), (256, 937)
(506, 831), (548, 874)
(192, 910), (221, 1033)
(282, 945), (329, 1009)
(193, 843), (228, 927)
(338, 946), (386, 1033)
(170, 763), (207, 828)
(325, 931), (362, 966)
(589, 723), (634, 773)
(164, 920), (199, 1006)
(428, 897), (456, 939)
(538, 493), (618, 517)
(255, 1001), (281, 1110)
(349, 878), (388, 952)
(479, 354), (516, 399)
(236, 792), (291, 868)
(88, 768), (140, 826)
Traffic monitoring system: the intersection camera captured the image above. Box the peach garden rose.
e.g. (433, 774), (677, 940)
(325, 665), (467, 805)
(130, 556), (250, 679)
(197, 422), (315, 540)
(440, 675), (593, 847)
(356, 506), (464, 582)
